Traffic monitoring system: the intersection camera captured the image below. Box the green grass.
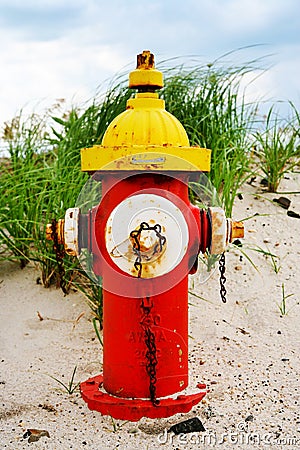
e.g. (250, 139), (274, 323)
(0, 55), (299, 323)
(254, 103), (300, 192)
(277, 283), (295, 316)
(161, 61), (257, 215)
(47, 365), (80, 394)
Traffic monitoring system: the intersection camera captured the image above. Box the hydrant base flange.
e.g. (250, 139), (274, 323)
(80, 375), (206, 421)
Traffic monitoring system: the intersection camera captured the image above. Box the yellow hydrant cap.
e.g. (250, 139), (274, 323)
(129, 50), (164, 90)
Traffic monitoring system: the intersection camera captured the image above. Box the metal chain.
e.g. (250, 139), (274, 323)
(130, 221), (166, 278)
(131, 222), (166, 405)
(130, 227), (142, 277)
(50, 219), (68, 295)
(140, 296), (160, 406)
(219, 252), (227, 303)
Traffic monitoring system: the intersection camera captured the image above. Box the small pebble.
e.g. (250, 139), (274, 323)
(245, 414), (254, 422)
(287, 210), (300, 219)
(232, 239), (242, 247)
(168, 417), (205, 434)
(128, 428), (139, 434)
(273, 197), (291, 209)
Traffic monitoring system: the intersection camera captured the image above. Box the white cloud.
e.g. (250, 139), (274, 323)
(221, 0), (288, 30)
(0, 29), (129, 127)
(237, 44), (300, 123)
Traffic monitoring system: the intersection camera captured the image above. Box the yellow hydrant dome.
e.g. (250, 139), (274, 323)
(101, 92), (190, 148)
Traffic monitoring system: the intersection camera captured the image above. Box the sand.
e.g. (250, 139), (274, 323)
(1, 174), (300, 449)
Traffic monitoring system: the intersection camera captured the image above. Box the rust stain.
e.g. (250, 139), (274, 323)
(211, 233), (224, 252)
(213, 214), (223, 229)
(115, 159), (126, 169)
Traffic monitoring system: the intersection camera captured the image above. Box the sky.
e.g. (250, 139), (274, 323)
(0, 0), (300, 135)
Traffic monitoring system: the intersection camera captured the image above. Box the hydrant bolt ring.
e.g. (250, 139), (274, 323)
(208, 208), (245, 255)
(208, 207), (227, 255)
(64, 208), (80, 256)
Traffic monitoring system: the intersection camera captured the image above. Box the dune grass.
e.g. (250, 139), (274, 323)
(254, 103), (300, 192)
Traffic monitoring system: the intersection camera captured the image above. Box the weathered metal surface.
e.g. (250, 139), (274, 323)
(81, 146), (211, 172)
(55, 51), (245, 422)
(105, 193), (189, 279)
(46, 209), (81, 257)
(45, 50), (246, 423)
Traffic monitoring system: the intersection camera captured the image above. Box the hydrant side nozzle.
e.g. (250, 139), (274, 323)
(207, 207), (245, 254)
(45, 219), (65, 244)
(226, 218), (244, 244)
(45, 208), (80, 257)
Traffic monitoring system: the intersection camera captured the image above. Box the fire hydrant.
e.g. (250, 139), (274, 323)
(47, 51), (244, 421)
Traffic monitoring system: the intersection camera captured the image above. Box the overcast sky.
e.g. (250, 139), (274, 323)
(0, 0), (300, 131)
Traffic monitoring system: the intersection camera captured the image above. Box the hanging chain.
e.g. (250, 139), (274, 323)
(130, 221), (166, 278)
(130, 221), (166, 405)
(219, 252), (227, 303)
(50, 219), (68, 295)
(140, 296), (160, 406)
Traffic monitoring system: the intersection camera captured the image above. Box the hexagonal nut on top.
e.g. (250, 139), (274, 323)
(129, 50), (164, 90)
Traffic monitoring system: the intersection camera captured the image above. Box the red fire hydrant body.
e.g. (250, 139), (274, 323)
(95, 174), (200, 398)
